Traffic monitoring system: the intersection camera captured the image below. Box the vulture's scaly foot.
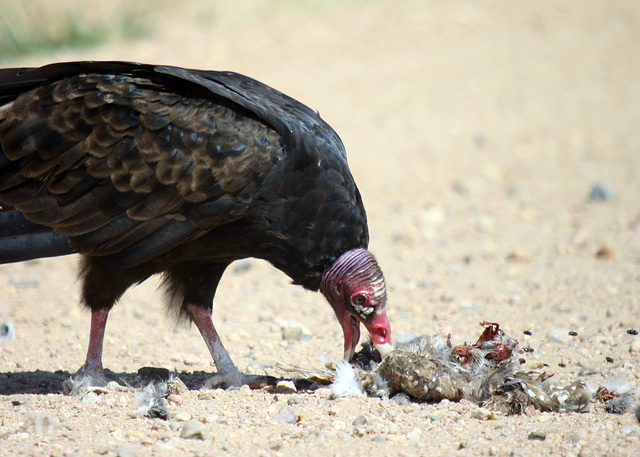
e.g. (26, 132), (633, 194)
(62, 364), (113, 395)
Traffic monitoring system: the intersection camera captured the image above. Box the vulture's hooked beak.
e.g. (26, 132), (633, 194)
(341, 309), (393, 361)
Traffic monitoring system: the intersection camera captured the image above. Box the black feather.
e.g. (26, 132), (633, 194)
(0, 232), (71, 263)
(0, 210), (50, 237)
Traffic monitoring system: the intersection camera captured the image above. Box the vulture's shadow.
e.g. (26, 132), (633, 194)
(0, 368), (300, 395)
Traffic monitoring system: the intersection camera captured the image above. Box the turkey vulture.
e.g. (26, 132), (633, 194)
(0, 61), (392, 387)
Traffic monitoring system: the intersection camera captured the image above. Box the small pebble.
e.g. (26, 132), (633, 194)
(272, 405), (298, 424)
(174, 412), (192, 422)
(588, 183), (612, 201)
(276, 380), (297, 394)
(391, 393), (412, 406)
(332, 420), (347, 430)
(282, 327), (303, 341)
(471, 407), (495, 420)
(201, 415), (218, 423)
(371, 436), (385, 443)
(505, 249), (530, 262)
(117, 445), (138, 457)
(630, 338), (640, 353)
(0, 321), (15, 342)
(182, 355), (199, 366)
(595, 244), (614, 259)
(95, 445), (111, 454)
(352, 415), (367, 426)
(151, 419), (170, 431)
(180, 420), (211, 440)
(353, 426), (366, 437)
(287, 395), (304, 406)
(81, 392), (100, 404)
(528, 431), (546, 441)
(11, 395), (30, 406)
(198, 390), (217, 401)
(451, 179), (469, 194)
(451, 178), (470, 195)
(7, 432), (29, 441)
(88, 386), (111, 395)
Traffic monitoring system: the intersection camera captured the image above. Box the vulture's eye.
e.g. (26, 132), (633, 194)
(352, 294), (366, 305)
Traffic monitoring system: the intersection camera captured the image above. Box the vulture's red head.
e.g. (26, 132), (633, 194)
(320, 248), (392, 360)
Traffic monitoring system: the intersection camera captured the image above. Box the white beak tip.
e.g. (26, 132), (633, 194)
(344, 348), (356, 361)
(374, 342), (393, 358)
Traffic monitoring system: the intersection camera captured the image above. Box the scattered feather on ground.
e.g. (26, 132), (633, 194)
(134, 382), (171, 420)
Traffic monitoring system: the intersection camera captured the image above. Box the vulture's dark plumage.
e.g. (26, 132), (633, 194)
(0, 61), (392, 387)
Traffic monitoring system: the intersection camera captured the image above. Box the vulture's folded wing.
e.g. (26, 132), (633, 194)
(0, 62), (285, 267)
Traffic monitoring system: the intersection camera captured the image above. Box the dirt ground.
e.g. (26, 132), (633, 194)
(1, 0), (640, 455)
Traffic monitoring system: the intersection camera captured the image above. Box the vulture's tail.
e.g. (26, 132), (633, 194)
(0, 210), (72, 264)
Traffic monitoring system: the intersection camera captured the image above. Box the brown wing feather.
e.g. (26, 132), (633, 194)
(0, 72), (284, 260)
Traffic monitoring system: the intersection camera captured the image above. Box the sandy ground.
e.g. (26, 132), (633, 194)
(1, 0), (640, 455)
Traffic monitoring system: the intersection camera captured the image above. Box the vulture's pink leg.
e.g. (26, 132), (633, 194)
(65, 308), (111, 392)
(188, 304), (242, 386)
(84, 308), (109, 372)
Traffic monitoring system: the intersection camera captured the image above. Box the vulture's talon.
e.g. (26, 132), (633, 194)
(62, 365), (113, 395)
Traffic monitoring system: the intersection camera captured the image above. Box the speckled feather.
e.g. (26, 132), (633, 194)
(0, 62), (368, 297)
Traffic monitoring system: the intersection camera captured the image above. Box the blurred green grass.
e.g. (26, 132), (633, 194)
(0, 0), (367, 62)
(0, 0), (154, 60)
